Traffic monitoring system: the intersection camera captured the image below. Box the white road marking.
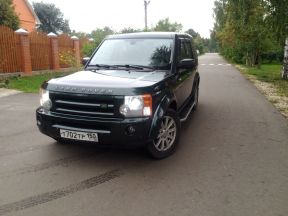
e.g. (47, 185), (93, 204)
(199, 63), (232, 67)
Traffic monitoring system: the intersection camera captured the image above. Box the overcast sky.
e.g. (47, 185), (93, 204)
(29, 0), (215, 38)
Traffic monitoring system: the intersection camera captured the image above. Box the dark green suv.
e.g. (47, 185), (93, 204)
(36, 32), (200, 159)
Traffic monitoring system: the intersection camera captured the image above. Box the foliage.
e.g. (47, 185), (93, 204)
(59, 50), (80, 68)
(81, 42), (96, 57)
(0, 0), (19, 30)
(264, 0), (288, 46)
(71, 30), (88, 39)
(33, 2), (70, 34)
(153, 18), (182, 32)
(120, 27), (141, 33)
(185, 29), (213, 54)
(89, 26), (113, 47)
(213, 0), (286, 67)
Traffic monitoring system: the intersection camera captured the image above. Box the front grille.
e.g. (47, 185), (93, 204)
(50, 92), (123, 119)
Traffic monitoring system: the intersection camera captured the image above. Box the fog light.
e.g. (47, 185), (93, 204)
(126, 125), (136, 135)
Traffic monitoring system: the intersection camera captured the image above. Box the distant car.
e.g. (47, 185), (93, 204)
(36, 32), (200, 159)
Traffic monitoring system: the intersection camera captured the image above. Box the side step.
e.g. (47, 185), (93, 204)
(179, 98), (196, 122)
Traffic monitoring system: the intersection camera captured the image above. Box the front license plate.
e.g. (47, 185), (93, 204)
(60, 129), (98, 142)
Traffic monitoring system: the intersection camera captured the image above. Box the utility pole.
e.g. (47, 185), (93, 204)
(144, 0), (150, 30)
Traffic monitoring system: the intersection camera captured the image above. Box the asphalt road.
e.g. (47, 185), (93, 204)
(0, 53), (287, 216)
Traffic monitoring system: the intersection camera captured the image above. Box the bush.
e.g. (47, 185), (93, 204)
(59, 50), (80, 68)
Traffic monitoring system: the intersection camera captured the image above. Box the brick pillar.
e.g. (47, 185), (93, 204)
(71, 36), (81, 66)
(15, 28), (32, 75)
(48, 32), (60, 70)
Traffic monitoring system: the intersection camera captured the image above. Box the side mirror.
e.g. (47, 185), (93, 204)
(178, 59), (195, 69)
(82, 57), (90, 66)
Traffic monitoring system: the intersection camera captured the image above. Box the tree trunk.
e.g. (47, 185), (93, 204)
(282, 38), (288, 79)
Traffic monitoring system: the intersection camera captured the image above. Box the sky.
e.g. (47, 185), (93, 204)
(29, 0), (215, 38)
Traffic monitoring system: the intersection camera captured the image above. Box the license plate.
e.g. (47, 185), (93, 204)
(60, 129), (98, 142)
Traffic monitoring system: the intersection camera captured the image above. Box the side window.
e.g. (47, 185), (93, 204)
(179, 40), (189, 61)
(185, 41), (194, 59)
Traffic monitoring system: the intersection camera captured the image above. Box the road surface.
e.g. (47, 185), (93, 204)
(0, 53), (287, 216)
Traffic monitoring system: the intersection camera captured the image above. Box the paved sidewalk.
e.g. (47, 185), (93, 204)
(0, 88), (21, 98)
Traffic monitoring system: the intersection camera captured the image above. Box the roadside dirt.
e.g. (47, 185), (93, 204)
(236, 65), (288, 119)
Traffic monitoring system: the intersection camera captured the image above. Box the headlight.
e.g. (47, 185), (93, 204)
(120, 95), (152, 117)
(40, 88), (52, 111)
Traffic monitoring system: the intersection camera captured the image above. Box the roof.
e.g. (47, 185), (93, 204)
(107, 32), (192, 39)
(23, 0), (41, 25)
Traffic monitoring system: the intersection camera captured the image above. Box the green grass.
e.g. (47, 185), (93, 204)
(241, 64), (288, 97)
(5, 72), (72, 93)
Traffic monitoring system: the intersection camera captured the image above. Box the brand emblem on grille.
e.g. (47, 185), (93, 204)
(53, 85), (113, 94)
(100, 104), (108, 109)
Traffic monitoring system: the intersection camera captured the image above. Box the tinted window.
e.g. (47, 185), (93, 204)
(185, 41), (194, 59)
(179, 40), (189, 60)
(179, 39), (194, 61)
(89, 38), (173, 68)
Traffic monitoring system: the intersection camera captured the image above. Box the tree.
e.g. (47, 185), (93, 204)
(185, 29), (211, 54)
(214, 0), (269, 67)
(120, 27), (140, 33)
(264, 0), (288, 46)
(0, 0), (19, 30)
(33, 2), (70, 33)
(153, 18), (182, 32)
(185, 29), (200, 38)
(90, 26), (114, 47)
(80, 27), (115, 57)
(264, 0), (288, 79)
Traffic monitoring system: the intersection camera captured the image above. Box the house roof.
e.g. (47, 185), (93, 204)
(23, 0), (41, 25)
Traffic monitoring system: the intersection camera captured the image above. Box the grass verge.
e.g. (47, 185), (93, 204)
(2, 71), (73, 93)
(236, 64), (288, 118)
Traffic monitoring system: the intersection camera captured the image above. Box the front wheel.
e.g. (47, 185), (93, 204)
(147, 109), (180, 159)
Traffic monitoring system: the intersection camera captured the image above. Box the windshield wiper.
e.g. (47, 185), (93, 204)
(87, 64), (117, 69)
(112, 64), (154, 70)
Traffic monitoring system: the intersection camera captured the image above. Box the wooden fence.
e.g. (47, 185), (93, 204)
(29, 31), (51, 71)
(0, 26), (22, 73)
(58, 34), (74, 68)
(0, 25), (91, 74)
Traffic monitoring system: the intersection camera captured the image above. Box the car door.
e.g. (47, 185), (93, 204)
(174, 38), (195, 108)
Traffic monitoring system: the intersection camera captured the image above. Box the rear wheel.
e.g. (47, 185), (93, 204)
(147, 109), (180, 159)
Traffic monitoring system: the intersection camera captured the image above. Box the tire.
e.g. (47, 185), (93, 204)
(192, 80), (199, 111)
(147, 109), (180, 159)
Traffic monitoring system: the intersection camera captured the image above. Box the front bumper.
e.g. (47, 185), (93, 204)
(36, 108), (153, 146)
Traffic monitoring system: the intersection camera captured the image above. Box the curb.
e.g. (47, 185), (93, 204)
(0, 88), (22, 98)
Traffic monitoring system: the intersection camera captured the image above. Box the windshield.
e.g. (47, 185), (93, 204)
(89, 38), (173, 69)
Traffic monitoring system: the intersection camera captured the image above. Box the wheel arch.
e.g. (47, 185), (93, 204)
(149, 93), (177, 139)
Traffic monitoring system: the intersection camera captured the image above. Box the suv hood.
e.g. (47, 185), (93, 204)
(47, 70), (169, 94)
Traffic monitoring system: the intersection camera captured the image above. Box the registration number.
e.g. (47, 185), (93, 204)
(60, 129), (98, 142)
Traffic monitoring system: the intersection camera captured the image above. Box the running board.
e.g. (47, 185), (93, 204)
(179, 100), (196, 122)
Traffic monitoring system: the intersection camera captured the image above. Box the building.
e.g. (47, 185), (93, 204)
(13, 0), (41, 32)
